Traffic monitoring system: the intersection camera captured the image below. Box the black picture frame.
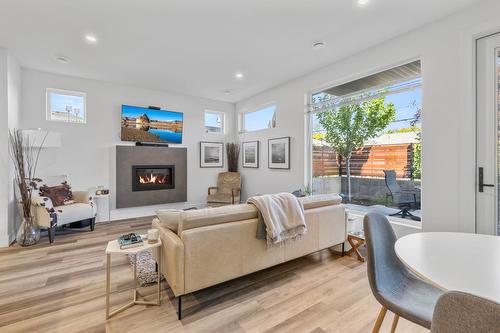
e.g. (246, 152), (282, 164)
(268, 137), (290, 169)
(242, 141), (260, 168)
(200, 142), (224, 168)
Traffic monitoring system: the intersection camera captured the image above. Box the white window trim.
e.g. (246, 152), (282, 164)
(204, 110), (225, 134)
(46, 88), (87, 124)
(238, 103), (277, 133)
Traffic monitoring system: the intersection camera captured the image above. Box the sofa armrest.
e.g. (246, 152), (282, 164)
(152, 218), (185, 296)
(208, 187), (218, 195)
(30, 197), (56, 228)
(32, 196), (53, 209)
(231, 188), (241, 204)
(73, 190), (95, 204)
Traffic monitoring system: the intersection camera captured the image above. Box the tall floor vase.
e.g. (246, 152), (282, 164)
(16, 216), (40, 247)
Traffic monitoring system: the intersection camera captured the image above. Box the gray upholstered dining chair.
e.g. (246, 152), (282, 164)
(363, 213), (444, 332)
(430, 291), (500, 333)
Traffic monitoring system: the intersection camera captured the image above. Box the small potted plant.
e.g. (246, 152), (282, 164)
(303, 184), (313, 196)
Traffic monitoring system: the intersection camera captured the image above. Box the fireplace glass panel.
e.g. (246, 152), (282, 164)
(132, 165), (174, 191)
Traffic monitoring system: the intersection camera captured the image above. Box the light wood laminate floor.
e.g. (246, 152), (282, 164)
(0, 218), (427, 333)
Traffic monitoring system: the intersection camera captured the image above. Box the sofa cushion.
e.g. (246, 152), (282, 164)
(207, 193), (233, 203)
(54, 203), (95, 225)
(299, 194), (342, 210)
(179, 204), (258, 234)
(154, 194), (342, 234)
(156, 209), (182, 232)
(217, 172), (241, 194)
(41, 175), (68, 187)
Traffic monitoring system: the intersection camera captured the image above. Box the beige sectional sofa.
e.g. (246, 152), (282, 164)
(152, 194), (346, 319)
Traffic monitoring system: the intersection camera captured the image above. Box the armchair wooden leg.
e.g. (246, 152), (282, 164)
(390, 314), (399, 333)
(48, 226), (56, 244)
(178, 295), (182, 320)
(90, 218), (96, 231)
(372, 306), (387, 333)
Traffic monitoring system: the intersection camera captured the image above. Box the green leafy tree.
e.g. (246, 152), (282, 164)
(412, 142), (421, 180)
(317, 98), (396, 201)
(385, 125), (421, 134)
(409, 106), (422, 180)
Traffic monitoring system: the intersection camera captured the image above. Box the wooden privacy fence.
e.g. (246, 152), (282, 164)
(313, 144), (414, 178)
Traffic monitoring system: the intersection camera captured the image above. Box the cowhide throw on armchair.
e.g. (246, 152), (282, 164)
(39, 181), (75, 206)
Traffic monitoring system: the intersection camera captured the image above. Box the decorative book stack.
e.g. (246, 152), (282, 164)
(118, 233), (143, 249)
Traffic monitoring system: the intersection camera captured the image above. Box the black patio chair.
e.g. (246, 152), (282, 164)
(383, 170), (420, 221)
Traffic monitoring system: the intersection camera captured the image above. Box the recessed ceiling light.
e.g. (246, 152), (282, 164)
(235, 72), (244, 80)
(312, 41), (326, 50)
(84, 34), (98, 44)
(358, 0), (370, 6)
(224, 90), (232, 95)
(54, 55), (70, 64)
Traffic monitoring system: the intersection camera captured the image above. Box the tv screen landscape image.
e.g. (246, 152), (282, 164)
(121, 105), (183, 144)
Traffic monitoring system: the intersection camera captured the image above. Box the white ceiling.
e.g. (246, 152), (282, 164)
(0, 0), (481, 103)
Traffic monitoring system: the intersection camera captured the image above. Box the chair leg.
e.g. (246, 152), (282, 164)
(372, 306), (387, 333)
(390, 314), (399, 333)
(178, 295), (182, 320)
(48, 226), (56, 244)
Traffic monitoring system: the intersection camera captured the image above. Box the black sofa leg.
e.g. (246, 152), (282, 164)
(341, 242), (345, 257)
(48, 226), (55, 244)
(90, 217), (95, 231)
(155, 262), (158, 272)
(178, 295), (182, 320)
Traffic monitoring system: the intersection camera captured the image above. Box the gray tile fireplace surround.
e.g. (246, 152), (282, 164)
(116, 146), (187, 208)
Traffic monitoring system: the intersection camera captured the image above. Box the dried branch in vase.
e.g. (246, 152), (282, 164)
(9, 129), (47, 246)
(226, 142), (240, 173)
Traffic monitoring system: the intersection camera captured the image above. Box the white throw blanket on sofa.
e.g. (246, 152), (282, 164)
(247, 193), (306, 245)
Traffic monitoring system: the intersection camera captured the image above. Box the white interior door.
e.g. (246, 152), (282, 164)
(476, 33), (500, 235)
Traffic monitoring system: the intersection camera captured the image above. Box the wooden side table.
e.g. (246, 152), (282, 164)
(346, 231), (366, 262)
(105, 237), (162, 319)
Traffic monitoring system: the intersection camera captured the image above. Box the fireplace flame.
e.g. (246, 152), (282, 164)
(138, 173), (167, 185)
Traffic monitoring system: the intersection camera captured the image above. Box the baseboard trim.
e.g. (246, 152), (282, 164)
(0, 233), (15, 248)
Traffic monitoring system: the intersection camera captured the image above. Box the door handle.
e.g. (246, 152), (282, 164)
(479, 167), (495, 192)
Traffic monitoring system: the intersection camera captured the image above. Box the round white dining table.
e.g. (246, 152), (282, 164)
(395, 232), (500, 304)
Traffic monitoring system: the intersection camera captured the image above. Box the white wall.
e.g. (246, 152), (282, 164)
(237, 0), (500, 233)
(0, 48), (21, 246)
(20, 69), (235, 213)
(237, 100), (307, 199)
(7, 52), (21, 243)
(0, 48), (10, 246)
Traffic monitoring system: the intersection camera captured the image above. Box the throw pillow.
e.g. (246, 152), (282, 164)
(39, 182), (74, 206)
(156, 209), (182, 232)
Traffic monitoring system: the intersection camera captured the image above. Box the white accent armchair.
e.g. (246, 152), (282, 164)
(31, 175), (97, 243)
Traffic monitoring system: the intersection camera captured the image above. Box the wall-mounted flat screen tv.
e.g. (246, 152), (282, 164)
(121, 105), (183, 144)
